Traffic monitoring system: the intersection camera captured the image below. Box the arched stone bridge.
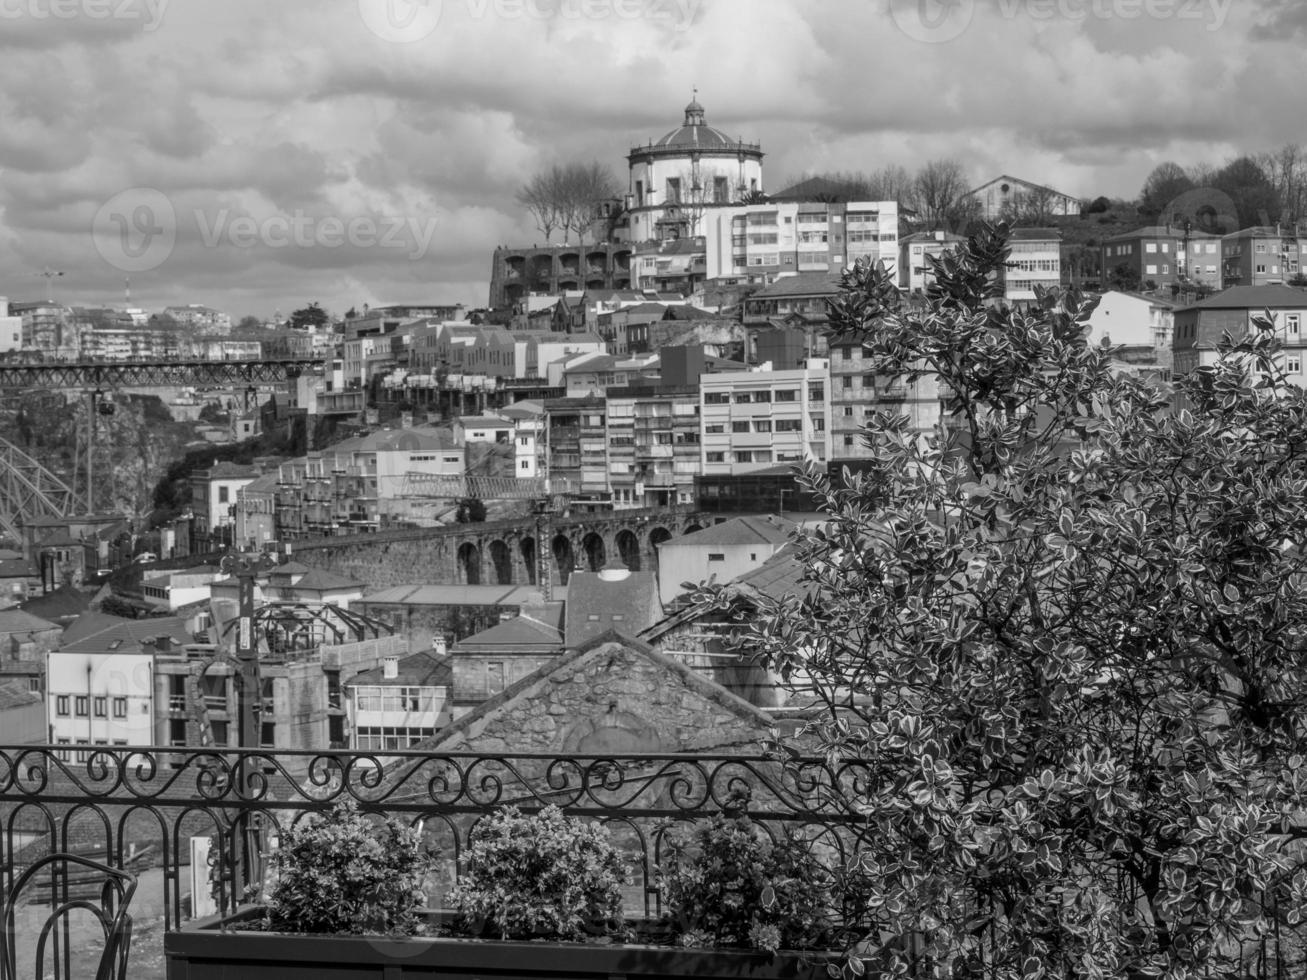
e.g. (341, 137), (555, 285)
(288, 507), (733, 589)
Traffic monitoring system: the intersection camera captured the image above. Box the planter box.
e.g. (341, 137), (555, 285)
(165, 908), (839, 980)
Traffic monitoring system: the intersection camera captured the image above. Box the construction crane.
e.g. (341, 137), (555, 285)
(31, 267), (64, 304)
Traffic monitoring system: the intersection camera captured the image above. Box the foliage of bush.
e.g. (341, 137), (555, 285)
(449, 805), (628, 941)
(691, 223), (1307, 978)
(264, 801), (433, 936)
(658, 792), (830, 953)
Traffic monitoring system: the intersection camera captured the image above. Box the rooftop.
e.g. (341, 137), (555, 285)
(749, 274), (843, 300)
(362, 583), (566, 607)
(661, 516), (795, 549)
(564, 566), (663, 648)
(345, 651), (452, 688)
(1179, 285), (1307, 311)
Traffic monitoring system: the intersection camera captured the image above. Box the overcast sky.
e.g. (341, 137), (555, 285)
(0, 0), (1300, 320)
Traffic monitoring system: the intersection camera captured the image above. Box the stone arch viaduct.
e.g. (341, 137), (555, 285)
(288, 507), (730, 590)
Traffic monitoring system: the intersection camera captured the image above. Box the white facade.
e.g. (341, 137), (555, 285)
(655, 538), (787, 608)
(1005, 236), (1062, 301)
(1084, 292), (1174, 350)
(346, 659), (448, 751)
(46, 650), (154, 752)
(702, 201), (898, 281)
(700, 363), (831, 475)
(0, 297), (21, 353)
(206, 476), (256, 531)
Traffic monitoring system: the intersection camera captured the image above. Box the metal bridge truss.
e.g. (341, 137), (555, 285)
(0, 435), (87, 543)
(398, 472), (576, 501)
(0, 358), (324, 390)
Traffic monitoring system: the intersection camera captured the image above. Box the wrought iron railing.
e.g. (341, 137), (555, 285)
(0, 745), (863, 934)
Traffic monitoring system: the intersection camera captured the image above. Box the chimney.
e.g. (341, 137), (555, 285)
(433, 635), (448, 657)
(382, 655), (398, 680)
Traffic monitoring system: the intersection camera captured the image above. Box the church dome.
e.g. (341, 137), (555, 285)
(650, 98), (738, 152)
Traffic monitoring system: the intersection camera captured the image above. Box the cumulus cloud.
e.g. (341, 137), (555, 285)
(0, 0), (1291, 317)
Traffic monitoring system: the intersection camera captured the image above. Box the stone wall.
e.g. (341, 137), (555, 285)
(434, 639), (772, 756)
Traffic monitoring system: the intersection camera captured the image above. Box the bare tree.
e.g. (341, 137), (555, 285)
(1256, 144), (1307, 226)
(1139, 162), (1193, 220)
(517, 168), (563, 243)
(517, 161), (618, 245)
(1000, 184), (1057, 226)
(907, 159), (978, 232)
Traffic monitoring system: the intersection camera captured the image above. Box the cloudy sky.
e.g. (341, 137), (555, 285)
(0, 0), (1300, 320)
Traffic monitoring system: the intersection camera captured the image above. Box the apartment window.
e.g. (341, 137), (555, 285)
(811, 417), (826, 431)
(1288, 314), (1300, 335)
(844, 435), (855, 446)
(808, 384), (824, 402)
(1257, 243), (1267, 253)
(843, 407), (855, 416)
(1289, 356), (1302, 374)
(93, 696), (107, 718)
(708, 553), (725, 562)
(704, 392), (729, 404)
(754, 420), (772, 433)
(56, 695), (69, 716)
(753, 391), (771, 403)
(112, 697), (127, 718)
(1146, 243), (1157, 253)
(776, 419), (803, 432)
(775, 389), (797, 402)
(731, 421), (750, 433)
(1145, 265), (1157, 275)
(218, 486), (229, 504)
(705, 424), (724, 434)
(706, 452), (725, 462)
(487, 662), (505, 695)
(735, 451), (753, 463)
(75, 696), (88, 717)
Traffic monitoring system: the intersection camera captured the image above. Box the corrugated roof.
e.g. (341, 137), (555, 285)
(361, 584), (564, 607)
(345, 651), (452, 688)
(661, 516), (795, 548)
(750, 274), (843, 299)
(731, 546), (810, 600)
(58, 611), (193, 652)
(1179, 285), (1307, 311)
(451, 613), (564, 653)
(290, 568), (363, 592)
(0, 609), (59, 634)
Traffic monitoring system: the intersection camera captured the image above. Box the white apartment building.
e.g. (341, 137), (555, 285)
(46, 650), (155, 753)
(1004, 229), (1062, 301)
(343, 651), (451, 751)
(700, 362), (831, 475)
(0, 297), (22, 353)
(702, 200), (898, 282)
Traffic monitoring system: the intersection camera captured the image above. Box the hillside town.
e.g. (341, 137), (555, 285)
(7, 3), (1307, 975)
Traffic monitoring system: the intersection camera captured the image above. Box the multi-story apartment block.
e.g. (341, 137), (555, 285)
(606, 384), (701, 509)
(163, 305), (231, 335)
(1002, 228), (1063, 302)
(1172, 285), (1307, 386)
(700, 363), (831, 476)
(46, 613), (193, 757)
(343, 650), (452, 751)
(1100, 226), (1221, 290)
(562, 352), (660, 397)
(190, 462), (261, 546)
(626, 99), (765, 244)
(899, 231), (965, 292)
(630, 238), (707, 294)
(827, 340), (944, 453)
(272, 427), (464, 538)
(176, 337), (262, 360)
(233, 472), (280, 552)
(14, 303), (78, 359)
(543, 397), (607, 504)
(741, 273), (843, 330)
(1220, 226), (1307, 288)
(702, 201), (898, 282)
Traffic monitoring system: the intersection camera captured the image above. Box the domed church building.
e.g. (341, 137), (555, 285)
(626, 96), (764, 243)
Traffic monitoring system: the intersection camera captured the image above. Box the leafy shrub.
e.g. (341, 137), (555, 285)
(264, 801), (434, 936)
(449, 805), (628, 941)
(658, 791), (830, 953)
